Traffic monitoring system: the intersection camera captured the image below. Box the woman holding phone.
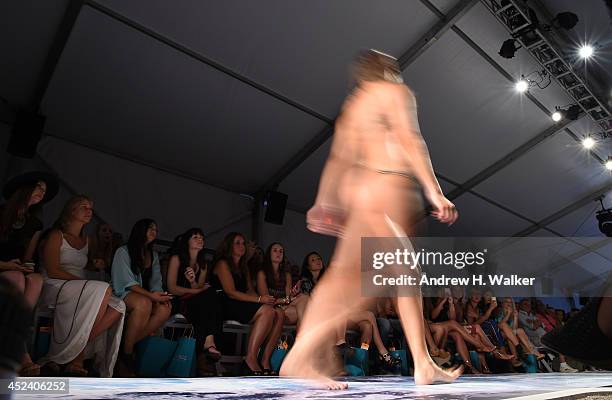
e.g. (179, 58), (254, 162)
(257, 242), (307, 328)
(0, 171), (59, 376)
(166, 228), (223, 374)
(211, 232), (284, 375)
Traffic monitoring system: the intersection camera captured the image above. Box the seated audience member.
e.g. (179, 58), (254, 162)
(376, 297), (404, 348)
(211, 232), (283, 375)
(39, 196), (125, 377)
(87, 222), (116, 281)
(257, 242), (307, 328)
(517, 299), (576, 372)
(0, 172), (58, 375)
(166, 228), (223, 374)
(554, 309), (566, 327)
(111, 219), (172, 376)
(300, 251), (325, 294)
(517, 298), (547, 347)
(436, 291), (495, 373)
(496, 298), (546, 362)
(535, 300), (557, 332)
(300, 251), (400, 369)
(0, 277), (34, 378)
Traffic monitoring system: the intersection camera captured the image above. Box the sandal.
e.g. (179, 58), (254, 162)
(18, 362), (40, 377)
(241, 360), (262, 376)
(64, 363), (88, 377)
(492, 349), (516, 361)
(203, 346), (222, 362)
(463, 360), (481, 374)
(379, 352), (402, 370)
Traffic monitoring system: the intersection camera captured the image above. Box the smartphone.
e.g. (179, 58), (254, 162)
(491, 296), (497, 302)
(291, 279), (302, 294)
(23, 262), (35, 273)
(444, 288), (452, 297)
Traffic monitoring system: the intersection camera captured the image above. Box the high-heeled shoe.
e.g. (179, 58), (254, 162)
(463, 360), (481, 374)
(492, 349), (515, 361)
(203, 346), (222, 362)
(241, 360), (262, 376)
(379, 352), (402, 370)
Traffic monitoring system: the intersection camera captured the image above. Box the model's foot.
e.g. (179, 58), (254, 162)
(280, 350), (347, 390)
(414, 359), (463, 385)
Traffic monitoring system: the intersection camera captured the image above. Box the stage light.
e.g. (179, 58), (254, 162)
(515, 79), (529, 93)
(551, 110), (562, 122)
(606, 156), (612, 171)
(579, 45), (594, 59)
(597, 197), (612, 236)
(499, 39), (520, 59)
(554, 12), (579, 30)
(582, 136), (595, 149)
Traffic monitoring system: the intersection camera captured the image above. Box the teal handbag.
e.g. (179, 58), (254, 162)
(166, 336), (197, 377)
(135, 336), (178, 377)
(345, 347), (368, 376)
(270, 334), (291, 373)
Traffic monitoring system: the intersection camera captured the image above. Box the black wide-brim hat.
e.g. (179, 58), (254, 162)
(2, 171), (59, 204)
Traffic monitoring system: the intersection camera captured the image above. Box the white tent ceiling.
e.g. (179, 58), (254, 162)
(1, 0), (611, 259)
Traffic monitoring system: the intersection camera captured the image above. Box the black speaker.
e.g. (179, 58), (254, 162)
(8, 110), (46, 158)
(264, 191), (288, 225)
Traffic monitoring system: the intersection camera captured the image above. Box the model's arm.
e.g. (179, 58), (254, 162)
(390, 85), (457, 224)
(312, 112), (359, 208)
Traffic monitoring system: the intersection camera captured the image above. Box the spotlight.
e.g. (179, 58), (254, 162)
(515, 79), (529, 92)
(606, 156), (612, 171)
(499, 39), (520, 59)
(551, 110), (563, 122)
(554, 12), (579, 30)
(579, 45), (594, 59)
(582, 136), (595, 149)
(597, 197), (612, 236)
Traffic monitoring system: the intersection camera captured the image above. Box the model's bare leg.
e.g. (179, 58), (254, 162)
(393, 296), (463, 384)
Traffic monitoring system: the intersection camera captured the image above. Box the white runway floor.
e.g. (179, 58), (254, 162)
(21, 372), (612, 399)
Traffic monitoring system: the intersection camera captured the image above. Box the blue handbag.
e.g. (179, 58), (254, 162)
(345, 347), (368, 376)
(270, 334), (291, 373)
(166, 336), (197, 377)
(135, 336), (178, 377)
(270, 348), (288, 373)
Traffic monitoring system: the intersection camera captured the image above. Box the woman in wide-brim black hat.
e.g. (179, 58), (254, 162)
(0, 170), (59, 376)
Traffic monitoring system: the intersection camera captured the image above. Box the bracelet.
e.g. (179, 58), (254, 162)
(257, 295), (261, 303)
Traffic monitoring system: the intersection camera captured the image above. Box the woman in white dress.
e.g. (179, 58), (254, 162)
(39, 195), (125, 377)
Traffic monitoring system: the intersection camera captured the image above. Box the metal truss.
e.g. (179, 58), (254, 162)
(482, 0), (612, 139)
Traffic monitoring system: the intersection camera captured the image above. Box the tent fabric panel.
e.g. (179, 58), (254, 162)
(40, 7), (326, 194)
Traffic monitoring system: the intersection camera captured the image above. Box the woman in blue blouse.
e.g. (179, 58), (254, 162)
(111, 219), (172, 375)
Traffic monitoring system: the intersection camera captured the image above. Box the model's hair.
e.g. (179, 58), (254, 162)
(214, 232), (248, 278)
(353, 49), (403, 84)
(0, 182), (41, 238)
(54, 195), (92, 235)
(175, 227), (207, 277)
(127, 218), (157, 275)
(261, 242), (288, 291)
(300, 251), (325, 283)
